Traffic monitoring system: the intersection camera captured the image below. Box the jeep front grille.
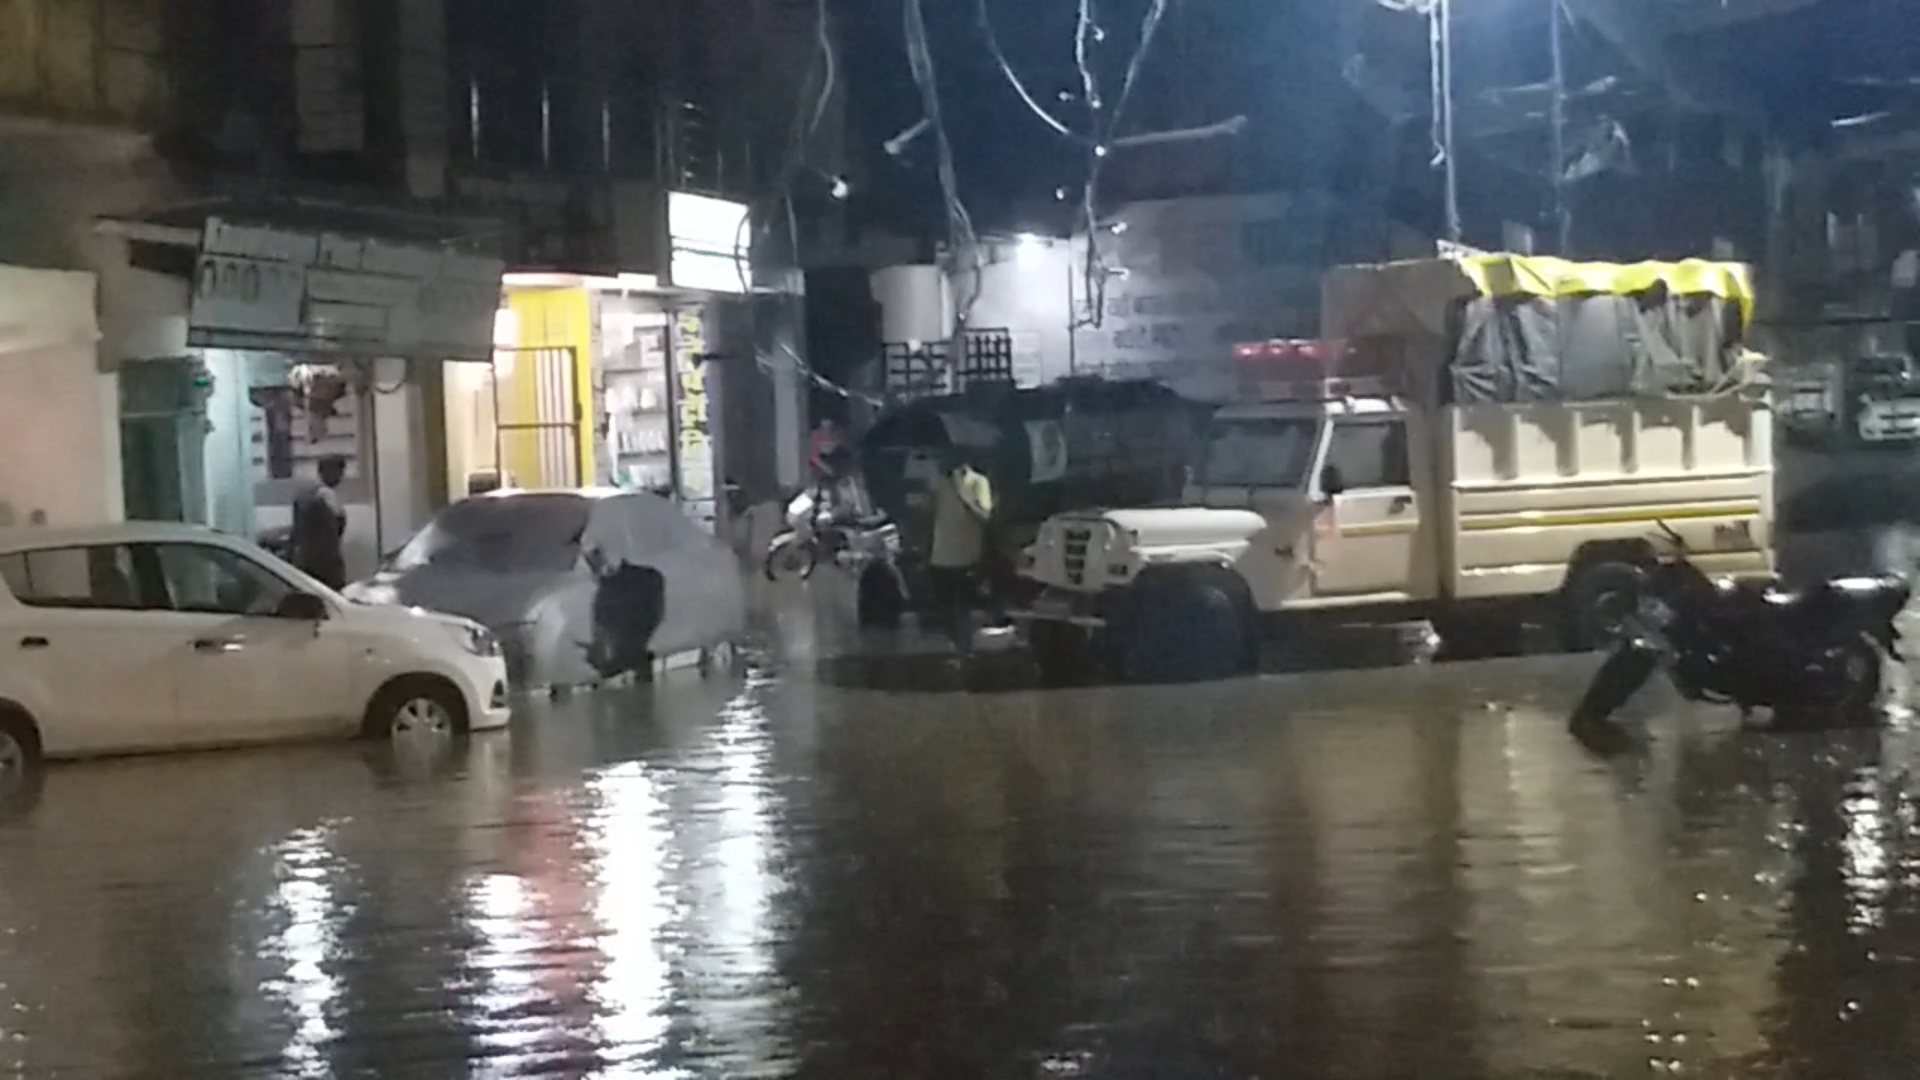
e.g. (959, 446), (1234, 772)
(1063, 526), (1092, 585)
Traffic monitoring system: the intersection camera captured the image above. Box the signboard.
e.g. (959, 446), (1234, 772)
(187, 217), (504, 361)
(670, 308), (716, 527)
(667, 192), (750, 295)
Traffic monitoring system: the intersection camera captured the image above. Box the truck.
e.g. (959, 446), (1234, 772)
(1015, 254), (1778, 684)
(853, 377), (1212, 627)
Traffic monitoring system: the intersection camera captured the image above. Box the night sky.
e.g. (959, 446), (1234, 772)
(834, 0), (1920, 245)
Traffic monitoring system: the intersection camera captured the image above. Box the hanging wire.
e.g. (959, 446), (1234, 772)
(904, 0), (984, 341)
(976, 0), (1081, 141)
(719, 0), (885, 409)
(1076, 0), (1166, 331)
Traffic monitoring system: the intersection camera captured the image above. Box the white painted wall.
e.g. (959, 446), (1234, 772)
(0, 265), (119, 527)
(903, 192), (1432, 402)
(370, 357), (433, 557)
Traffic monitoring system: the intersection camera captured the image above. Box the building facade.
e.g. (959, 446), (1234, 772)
(0, 0), (825, 571)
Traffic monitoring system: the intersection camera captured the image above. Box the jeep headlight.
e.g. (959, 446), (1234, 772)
(448, 621), (502, 657)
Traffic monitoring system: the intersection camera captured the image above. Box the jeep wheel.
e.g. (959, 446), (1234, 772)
(1116, 573), (1254, 684)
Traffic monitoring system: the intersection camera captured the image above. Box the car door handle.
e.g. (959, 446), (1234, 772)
(18, 636), (48, 650)
(193, 636), (245, 654)
(1389, 495), (1414, 512)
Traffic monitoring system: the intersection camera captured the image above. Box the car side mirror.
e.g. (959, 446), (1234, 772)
(1318, 465), (1347, 501)
(276, 592), (329, 621)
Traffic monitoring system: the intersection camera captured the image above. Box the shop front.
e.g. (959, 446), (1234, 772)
(454, 271), (728, 529)
(104, 213), (503, 581)
(440, 189), (797, 534)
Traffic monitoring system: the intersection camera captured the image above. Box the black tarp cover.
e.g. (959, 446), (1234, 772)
(1322, 255), (1765, 405)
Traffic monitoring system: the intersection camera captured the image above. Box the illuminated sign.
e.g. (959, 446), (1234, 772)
(667, 192), (750, 295)
(671, 308), (716, 522)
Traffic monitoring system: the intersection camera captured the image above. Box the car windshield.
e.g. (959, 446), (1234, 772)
(389, 494), (593, 575)
(1198, 416), (1319, 489)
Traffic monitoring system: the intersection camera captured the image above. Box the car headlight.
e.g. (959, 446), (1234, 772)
(447, 621), (502, 657)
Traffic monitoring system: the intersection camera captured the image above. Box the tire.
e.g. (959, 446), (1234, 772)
(1560, 559), (1648, 653)
(1114, 572), (1254, 685)
(1826, 633), (1884, 716)
(363, 676), (470, 741)
(764, 533), (817, 582)
(1029, 620), (1099, 686)
(857, 563), (905, 629)
(0, 709), (44, 818)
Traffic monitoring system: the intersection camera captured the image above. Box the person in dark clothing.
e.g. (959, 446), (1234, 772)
(586, 560), (668, 681)
(290, 455), (349, 588)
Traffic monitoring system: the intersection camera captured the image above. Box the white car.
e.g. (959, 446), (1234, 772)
(0, 521), (511, 788)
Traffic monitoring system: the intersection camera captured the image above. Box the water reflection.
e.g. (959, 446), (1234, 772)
(585, 760), (673, 1070)
(15, 647), (1920, 1073)
(264, 826), (344, 1077)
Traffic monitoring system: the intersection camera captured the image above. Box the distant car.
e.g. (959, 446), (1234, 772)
(0, 522), (512, 799)
(342, 488), (747, 690)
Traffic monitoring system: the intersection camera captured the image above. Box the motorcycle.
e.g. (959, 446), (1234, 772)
(1570, 522), (1909, 733)
(764, 488), (898, 581)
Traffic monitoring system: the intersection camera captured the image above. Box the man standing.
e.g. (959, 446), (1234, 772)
(291, 454), (349, 588)
(927, 450), (994, 656)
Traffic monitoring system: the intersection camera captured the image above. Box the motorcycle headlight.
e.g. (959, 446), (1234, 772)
(447, 621), (502, 657)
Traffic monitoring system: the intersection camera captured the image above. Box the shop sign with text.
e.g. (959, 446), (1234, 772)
(187, 217), (505, 361)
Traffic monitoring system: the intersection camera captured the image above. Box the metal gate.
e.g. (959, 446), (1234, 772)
(882, 328), (1017, 401)
(493, 346), (583, 489)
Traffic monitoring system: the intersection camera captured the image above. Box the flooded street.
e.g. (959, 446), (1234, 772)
(6, 597), (1920, 1077)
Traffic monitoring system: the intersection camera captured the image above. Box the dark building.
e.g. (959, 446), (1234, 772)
(0, 0), (834, 554)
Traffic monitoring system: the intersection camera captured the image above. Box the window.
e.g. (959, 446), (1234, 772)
(0, 545), (146, 610)
(152, 544), (296, 617)
(1199, 417), (1319, 489)
(1324, 420), (1411, 490)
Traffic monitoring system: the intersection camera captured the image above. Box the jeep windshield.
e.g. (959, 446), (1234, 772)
(1198, 416), (1319, 489)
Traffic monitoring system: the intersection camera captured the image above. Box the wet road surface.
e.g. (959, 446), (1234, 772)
(7, 599), (1920, 1077)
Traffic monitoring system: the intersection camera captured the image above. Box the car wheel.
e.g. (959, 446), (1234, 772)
(365, 677), (469, 741)
(0, 709), (45, 818)
(700, 641), (739, 675)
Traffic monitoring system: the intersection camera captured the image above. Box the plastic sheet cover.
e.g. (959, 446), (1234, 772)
(1321, 255), (1764, 405)
(364, 490), (746, 688)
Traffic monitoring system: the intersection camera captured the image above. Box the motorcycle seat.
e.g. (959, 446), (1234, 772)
(1745, 574), (1911, 617)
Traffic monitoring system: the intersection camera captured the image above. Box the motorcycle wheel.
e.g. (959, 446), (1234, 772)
(764, 533), (818, 582)
(1825, 633), (1884, 715)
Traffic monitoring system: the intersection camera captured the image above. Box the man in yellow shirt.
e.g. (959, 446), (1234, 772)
(927, 450), (995, 655)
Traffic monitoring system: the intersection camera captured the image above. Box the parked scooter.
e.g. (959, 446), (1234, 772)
(765, 487), (898, 581)
(1570, 522), (1908, 733)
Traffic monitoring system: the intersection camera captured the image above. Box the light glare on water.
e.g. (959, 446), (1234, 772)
(2, 622), (1920, 1077)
